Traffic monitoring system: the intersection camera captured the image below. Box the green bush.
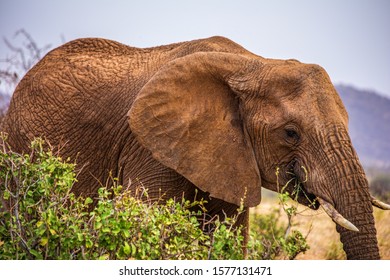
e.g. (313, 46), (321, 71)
(0, 136), (309, 260)
(247, 203), (310, 260)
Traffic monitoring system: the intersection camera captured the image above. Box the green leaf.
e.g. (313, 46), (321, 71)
(85, 197), (93, 205)
(98, 254), (109, 260)
(102, 227), (111, 233)
(30, 249), (43, 259)
(94, 221), (102, 229)
(40, 237), (48, 246)
(123, 241), (130, 255)
(77, 233), (83, 242)
(37, 227), (47, 236)
(85, 239), (93, 249)
(3, 190), (10, 200)
(131, 243), (137, 256)
(112, 228), (120, 235)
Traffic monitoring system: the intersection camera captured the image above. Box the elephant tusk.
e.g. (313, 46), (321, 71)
(371, 195), (390, 210)
(317, 197), (359, 232)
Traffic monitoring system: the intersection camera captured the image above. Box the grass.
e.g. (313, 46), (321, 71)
(254, 191), (390, 259)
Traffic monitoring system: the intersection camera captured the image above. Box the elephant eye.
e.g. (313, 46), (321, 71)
(285, 128), (300, 143)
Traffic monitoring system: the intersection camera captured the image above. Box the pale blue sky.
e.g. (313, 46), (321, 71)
(1, 0), (389, 96)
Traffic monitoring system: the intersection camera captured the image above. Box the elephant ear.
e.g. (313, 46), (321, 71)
(128, 52), (261, 207)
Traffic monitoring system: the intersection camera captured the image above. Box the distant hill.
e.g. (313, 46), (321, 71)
(1, 85), (389, 169)
(336, 85), (390, 169)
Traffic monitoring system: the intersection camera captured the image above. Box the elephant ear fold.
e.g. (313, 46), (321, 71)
(128, 52), (261, 207)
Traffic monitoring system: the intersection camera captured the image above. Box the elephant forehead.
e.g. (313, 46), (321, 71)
(259, 63), (348, 125)
(260, 62), (326, 93)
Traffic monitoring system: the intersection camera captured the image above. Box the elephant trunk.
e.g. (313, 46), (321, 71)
(326, 159), (380, 259)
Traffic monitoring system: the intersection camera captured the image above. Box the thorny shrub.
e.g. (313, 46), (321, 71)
(0, 136), (309, 259)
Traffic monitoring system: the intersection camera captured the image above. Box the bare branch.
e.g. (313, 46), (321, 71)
(0, 29), (52, 94)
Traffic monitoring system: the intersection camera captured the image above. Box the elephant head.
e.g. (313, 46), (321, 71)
(129, 51), (389, 259)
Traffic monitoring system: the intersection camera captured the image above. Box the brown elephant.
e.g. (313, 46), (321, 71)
(1, 36), (389, 259)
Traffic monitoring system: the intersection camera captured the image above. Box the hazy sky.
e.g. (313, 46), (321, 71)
(1, 0), (389, 96)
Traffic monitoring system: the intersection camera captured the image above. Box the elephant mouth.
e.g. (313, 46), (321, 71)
(284, 180), (319, 210)
(281, 159), (319, 209)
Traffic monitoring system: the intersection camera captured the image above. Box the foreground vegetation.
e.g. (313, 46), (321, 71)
(0, 137), (309, 260)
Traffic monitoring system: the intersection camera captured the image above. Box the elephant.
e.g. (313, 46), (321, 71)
(1, 36), (389, 259)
